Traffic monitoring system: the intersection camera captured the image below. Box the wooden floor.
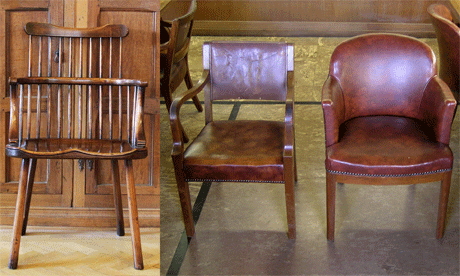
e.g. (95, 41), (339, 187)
(0, 226), (159, 276)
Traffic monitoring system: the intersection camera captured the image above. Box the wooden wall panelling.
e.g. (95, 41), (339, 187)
(80, 0), (160, 222)
(190, 0), (452, 37)
(0, 0), (73, 224)
(1, 0), (160, 227)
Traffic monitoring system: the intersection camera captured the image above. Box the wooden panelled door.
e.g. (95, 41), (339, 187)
(0, 0), (160, 227)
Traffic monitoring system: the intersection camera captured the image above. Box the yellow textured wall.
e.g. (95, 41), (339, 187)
(451, 0), (460, 13)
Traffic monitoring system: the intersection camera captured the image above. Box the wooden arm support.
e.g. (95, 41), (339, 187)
(170, 70), (210, 156)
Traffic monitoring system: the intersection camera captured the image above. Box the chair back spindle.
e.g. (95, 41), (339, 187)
(9, 22), (146, 149)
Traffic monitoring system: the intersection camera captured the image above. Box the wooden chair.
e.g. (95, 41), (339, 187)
(161, 0), (202, 142)
(6, 22), (147, 270)
(322, 34), (457, 241)
(428, 4), (459, 101)
(170, 42), (297, 239)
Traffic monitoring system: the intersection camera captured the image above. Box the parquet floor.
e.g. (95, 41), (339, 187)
(0, 226), (159, 276)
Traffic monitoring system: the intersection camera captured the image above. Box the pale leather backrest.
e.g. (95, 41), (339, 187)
(329, 33), (436, 121)
(203, 41), (294, 101)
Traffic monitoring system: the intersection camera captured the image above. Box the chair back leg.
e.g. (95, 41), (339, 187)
(124, 160), (144, 270)
(111, 160), (125, 236)
(21, 158), (37, 236)
(436, 171), (452, 239)
(326, 172), (336, 241)
(9, 158), (30, 269)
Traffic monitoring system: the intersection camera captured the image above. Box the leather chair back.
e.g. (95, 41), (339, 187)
(203, 42), (294, 101)
(329, 34), (437, 120)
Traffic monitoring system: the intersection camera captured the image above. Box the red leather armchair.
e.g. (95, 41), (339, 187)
(428, 4), (459, 101)
(322, 34), (457, 241)
(170, 42), (296, 239)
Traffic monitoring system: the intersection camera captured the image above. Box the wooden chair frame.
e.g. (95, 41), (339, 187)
(169, 42), (297, 239)
(5, 22), (147, 270)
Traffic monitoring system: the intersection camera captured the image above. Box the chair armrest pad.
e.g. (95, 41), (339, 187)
(170, 70), (210, 156)
(321, 75), (346, 147)
(420, 76), (457, 144)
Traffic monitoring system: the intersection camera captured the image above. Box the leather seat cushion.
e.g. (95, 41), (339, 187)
(183, 120), (285, 182)
(326, 116), (453, 176)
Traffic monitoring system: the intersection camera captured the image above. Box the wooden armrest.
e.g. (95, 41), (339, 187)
(131, 86), (147, 149)
(11, 77), (148, 87)
(419, 76), (457, 144)
(284, 71), (295, 158)
(321, 75), (346, 147)
(170, 70), (210, 156)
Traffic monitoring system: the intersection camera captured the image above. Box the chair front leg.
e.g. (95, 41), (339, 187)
(124, 160), (143, 270)
(284, 157), (296, 239)
(326, 172), (336, 241)
(436, 171), (452, 239)
(22, 158), (37, 236)
(9, 158), (30, 269)
(172, 156), (195, 237)
(111, 160), (125, 237)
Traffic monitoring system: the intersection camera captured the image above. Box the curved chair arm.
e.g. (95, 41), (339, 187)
(170, 70), (210, 156)
(284, 71), (295, 159)
(321, 75), (346, 147)
(419, 76), (457, 144)
(131, 86), (146, 148)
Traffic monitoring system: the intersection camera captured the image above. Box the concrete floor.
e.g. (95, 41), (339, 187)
(160, 36), (459, 275)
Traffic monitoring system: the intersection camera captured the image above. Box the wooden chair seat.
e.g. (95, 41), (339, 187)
(6, 139), (148, 160)
(326, 116), (453, 176)
(183, 120), (284, 182)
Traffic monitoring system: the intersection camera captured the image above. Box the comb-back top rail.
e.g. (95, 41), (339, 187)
(25, 22), (129, 38)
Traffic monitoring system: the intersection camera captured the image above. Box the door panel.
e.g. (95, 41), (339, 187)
(0, 0), (71, 210)
(81, 1), (160, 209)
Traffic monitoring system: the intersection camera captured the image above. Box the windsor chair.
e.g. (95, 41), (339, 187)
(6, 22), (147, 270)
(322, 34), (457, 241)
(160, 0), (202, 142)
(170, 42), (297, 239)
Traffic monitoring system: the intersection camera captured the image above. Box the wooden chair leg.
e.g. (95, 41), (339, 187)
(284, 158), (296, 239)
(172, 156), (195, 237)
(21, 158), (37, 236)
(436, 171), (452, 239)
(9, 158), (30, 269)
(326, 172), (336, 241)
(124, 160), (143, 270)
(111, 160), (125, 237)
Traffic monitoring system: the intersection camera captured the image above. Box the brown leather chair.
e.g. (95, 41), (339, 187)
(6, 23), (146, 270)
(161, 0), (202, 142)
(322, 34), (457, 241)
(428, 4), (459, 101)
(170, 42), (297, 239)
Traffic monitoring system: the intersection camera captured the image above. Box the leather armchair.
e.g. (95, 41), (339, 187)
(322, 33), (457, 241)
(428, 4), (459, 101)
(170, 42), (297, 239)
